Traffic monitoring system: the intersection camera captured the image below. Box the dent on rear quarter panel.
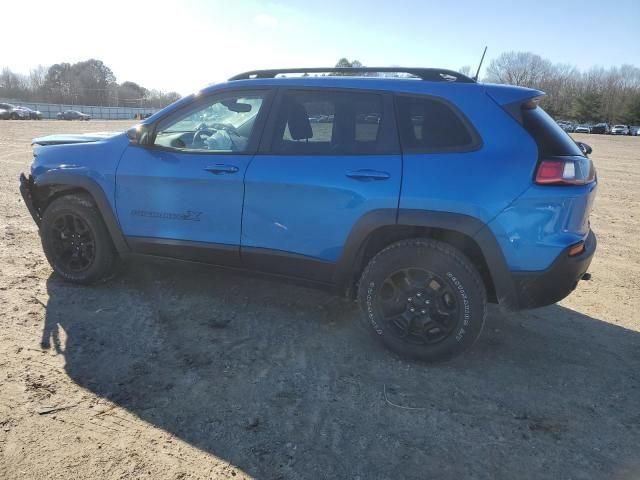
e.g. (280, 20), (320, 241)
(487, 182), (598, 271)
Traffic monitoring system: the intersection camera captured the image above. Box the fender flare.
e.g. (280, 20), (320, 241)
(334, 208), (518, 309)
(33, 170), (129, 253)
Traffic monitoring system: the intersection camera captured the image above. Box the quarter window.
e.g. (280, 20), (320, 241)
(395, 95), (479, 152)
(272, 90), (397, 155)
(153, 93), (266, 152)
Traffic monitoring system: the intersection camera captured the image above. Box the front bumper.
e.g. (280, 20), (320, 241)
(511, 229), (596, 309)
(19, 173), (41, 226)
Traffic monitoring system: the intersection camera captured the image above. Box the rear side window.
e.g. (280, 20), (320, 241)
(521, 105), (583, 157)
(395, 95), (480, 153)
(271, 89), (398, 155)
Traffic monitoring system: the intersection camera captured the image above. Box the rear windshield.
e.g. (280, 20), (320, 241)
(522, 106), (583, 157)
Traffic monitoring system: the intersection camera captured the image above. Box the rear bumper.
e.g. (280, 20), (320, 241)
(19, 173), (41, 226)
(511, 229), (596, 309)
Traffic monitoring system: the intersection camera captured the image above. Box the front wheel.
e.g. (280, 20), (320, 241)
(357, 239), (486, 362)
(40, 194), (118, 284)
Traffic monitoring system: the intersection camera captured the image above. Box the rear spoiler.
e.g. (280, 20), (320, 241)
(484, 84), (545, 124)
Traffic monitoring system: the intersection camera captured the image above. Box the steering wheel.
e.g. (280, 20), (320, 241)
(209, 122), (240, 136)
(192, 128), (216, 148)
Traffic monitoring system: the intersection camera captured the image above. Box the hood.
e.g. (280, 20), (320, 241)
(32, 131), (121, 146)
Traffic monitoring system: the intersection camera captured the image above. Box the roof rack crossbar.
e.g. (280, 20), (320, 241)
(228, 67), (475, 83)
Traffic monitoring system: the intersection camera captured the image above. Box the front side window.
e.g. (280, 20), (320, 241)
(154, 93), (266, 152)
(395, 95), (480, 152)
(272, 89), (397, 155)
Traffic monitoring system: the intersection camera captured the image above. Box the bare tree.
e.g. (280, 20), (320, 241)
(458, 66), (472, 77)
(485, 52), (553, 86)
(483, 52), (640, 123)
(0, 68), (28, 98)
(0, 60), (181, 109)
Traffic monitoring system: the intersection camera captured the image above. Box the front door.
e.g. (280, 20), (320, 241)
(115, 89), (271, 264)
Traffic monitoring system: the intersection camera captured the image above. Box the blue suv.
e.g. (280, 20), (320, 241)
(19, 67), (597, 361)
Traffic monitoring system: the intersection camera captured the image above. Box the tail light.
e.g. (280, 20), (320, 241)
(535, 156), (595, 186)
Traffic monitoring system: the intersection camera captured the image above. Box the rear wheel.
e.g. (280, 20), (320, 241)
(357, 239), (486, 362)
(40, 194), (118, 284)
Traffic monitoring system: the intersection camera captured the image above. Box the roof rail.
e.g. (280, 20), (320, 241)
(228, 67), (475, 83)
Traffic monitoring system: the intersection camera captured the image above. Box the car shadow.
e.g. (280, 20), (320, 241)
(40, 258), (640, 479)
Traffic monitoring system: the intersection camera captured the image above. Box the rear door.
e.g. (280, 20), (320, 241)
(241, 87), (401, 281)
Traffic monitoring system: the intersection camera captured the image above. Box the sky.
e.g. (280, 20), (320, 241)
(3, 0), (640, 95)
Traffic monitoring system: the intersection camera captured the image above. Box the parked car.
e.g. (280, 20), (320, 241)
(20, 67), (597, 362)
(364, 113), (381, 124)
(134, 112), (154, 120)
(610, 124), (630, 135)
(574, 124), (591, 133)
(557, 120), (575, 132)
(0, 105), (10, 120)
(0, 103), (30, 120)
(57, 110), (91, 120)
(590, 122), (610, 134)
(631, 126), (640, 136)
(17, 106), (43, 120)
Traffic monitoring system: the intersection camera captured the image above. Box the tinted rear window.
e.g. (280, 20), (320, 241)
(522, 106), (583, 157)
(395, 95), (480, 153)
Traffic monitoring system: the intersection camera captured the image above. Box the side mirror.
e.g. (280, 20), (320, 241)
(127, 124), (150, 145)
(576, 141), (592, 155)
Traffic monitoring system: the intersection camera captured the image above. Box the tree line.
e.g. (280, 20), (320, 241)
(0, 59), (181, 109)
(472, 52), (640, 124)
(4, 55), (639, 123)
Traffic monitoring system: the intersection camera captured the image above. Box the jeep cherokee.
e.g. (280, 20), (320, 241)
(19, 67), (597, 361)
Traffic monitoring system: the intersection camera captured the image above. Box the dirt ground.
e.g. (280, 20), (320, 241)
(0, 120), (639, 480)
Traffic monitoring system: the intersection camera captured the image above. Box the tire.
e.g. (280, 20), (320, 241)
(357, 238), (486, 362)
(10, 113), (18, 120)
(40, 194), (118, 284)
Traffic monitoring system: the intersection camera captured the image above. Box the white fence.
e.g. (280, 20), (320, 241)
(0, 98), (158, 120)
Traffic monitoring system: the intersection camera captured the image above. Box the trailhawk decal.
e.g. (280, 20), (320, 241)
(130, 210), (203, 221)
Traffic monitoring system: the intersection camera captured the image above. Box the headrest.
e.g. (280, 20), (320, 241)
(287, 101), (313, 140)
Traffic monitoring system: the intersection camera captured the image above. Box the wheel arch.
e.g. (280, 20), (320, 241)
(30, 171), (129, 253)
(335, 209), (518, 309)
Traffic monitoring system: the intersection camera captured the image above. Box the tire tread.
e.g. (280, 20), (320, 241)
(357, 238), (487, 361)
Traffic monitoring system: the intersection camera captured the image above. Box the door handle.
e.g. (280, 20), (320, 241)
(205, 164), (239, 175)
(345, 169), (390, 181)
